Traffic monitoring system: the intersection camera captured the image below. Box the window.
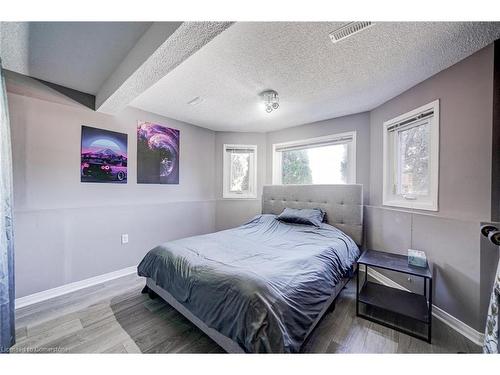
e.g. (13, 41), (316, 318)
(383, 100), (439, 211)
(272, 132), (356, 185)
(223, 144), (257, 199)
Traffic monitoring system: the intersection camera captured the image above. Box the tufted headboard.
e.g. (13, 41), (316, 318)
(262, 184), (364, 245)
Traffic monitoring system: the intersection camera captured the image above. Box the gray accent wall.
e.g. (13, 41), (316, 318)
(7, 74), (216, 298)
(367, 44), (495, 331)
(369, 45), (493, 221)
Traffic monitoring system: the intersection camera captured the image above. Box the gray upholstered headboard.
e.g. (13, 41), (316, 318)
(262, 184), (364, 245)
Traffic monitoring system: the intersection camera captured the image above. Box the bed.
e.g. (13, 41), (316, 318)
(137, 184), (363, 353)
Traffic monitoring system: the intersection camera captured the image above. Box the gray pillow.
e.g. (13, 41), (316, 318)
(276, 208), (325, 227)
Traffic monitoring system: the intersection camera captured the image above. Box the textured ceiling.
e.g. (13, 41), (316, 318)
(96, 22), (233, 114)
(3, 22), (152, 94)
(130, 22), (500, 132)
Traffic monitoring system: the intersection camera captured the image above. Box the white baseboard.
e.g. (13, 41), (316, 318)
(365, 268), (484, 346)
(15, 266), (137, 310)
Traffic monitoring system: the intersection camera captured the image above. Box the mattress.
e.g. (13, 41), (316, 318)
(137, 214), (360, 353)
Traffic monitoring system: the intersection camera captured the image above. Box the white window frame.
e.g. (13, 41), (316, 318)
(223, 144), (257, 199)
(272, 131), (357, 185)
(382, 100), (439, 211)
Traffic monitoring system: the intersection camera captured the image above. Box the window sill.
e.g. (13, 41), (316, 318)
(222, 195), (258, 200)
(220, 198), (259, 202)
(383, 199), (438, 212)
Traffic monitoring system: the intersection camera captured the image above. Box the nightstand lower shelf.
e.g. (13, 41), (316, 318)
(358, 281), (430, 323)
(356, 250), (433, 343)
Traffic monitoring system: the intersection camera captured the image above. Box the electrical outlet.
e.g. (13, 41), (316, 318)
(121, 234), (129, 244)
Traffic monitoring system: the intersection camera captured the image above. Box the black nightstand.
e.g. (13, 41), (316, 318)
(356, 250), (433, 343)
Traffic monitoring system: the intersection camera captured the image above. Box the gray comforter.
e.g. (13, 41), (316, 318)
(137, 214), (360, 353)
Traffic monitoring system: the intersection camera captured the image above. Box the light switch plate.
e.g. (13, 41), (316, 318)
(121, 234), (129, 244)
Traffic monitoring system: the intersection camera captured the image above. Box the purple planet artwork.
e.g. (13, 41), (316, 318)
(80, 126), (128, 183)
(137, 121), (180, 184)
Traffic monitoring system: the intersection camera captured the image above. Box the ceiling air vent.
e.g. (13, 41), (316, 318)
(329, 21), (374, 43)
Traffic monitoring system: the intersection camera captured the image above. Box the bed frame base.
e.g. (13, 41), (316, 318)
(144, 276), (350, 353)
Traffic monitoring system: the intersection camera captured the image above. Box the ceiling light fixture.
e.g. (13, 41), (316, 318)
(187, 96), (204, 106)
(260, 90), (279, 113)
(329, 21), (374, 44)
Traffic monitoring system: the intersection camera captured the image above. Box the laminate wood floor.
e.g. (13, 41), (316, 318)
(11, 273), (481, 354)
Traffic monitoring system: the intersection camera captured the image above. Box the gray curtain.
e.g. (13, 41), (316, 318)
(483, 258), (499, 353)
(0, 59), (15, 353)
